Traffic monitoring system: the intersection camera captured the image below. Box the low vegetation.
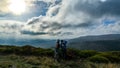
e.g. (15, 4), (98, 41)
(0, 45), (120, 68)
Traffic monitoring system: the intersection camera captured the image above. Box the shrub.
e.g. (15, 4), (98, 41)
(88, 55), (109, 63)
(1, 48), (14, 54)
(78, 50), (98, 58)
(25, 56), (41, 65)
(67, 48), (80, 59)
(0, 61), (13, 68)
(98, 52), (120, 63)
(60, 48), (98, 59)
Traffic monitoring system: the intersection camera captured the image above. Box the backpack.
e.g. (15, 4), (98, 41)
(56, 43), (60, 48)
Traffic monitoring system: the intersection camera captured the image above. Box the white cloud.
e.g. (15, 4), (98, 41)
(0, 0), (9, 14)
(0, 0), (120, 39)
(0, 20), (23, 34)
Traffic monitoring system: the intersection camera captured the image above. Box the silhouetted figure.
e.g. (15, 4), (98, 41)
(54, 39), (60, 62)
(61, 40), (67, 59)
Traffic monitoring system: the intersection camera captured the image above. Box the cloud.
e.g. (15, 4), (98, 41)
(0, 0), (9, 14)
(27, 16), (41, 25)
(20, 30), (48, 35)
(0, 20), (24, 38)
(19, 0), (120, 39)
(1, 0), (120, 39)
(74, 0), (120, 18)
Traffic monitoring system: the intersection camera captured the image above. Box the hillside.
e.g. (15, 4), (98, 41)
(0, 34), (120, 51)
(69, 34), (120, 51)
(0, 38), (55, 48)
(0, 45), (120, 68)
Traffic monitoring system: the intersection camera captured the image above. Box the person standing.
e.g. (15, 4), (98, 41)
(54, 39), (60, 61)
(61, 40), (67, 59)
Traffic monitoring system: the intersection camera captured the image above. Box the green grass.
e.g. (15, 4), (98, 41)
(0, 45), (120, 68)
(0, 55), (119, 68)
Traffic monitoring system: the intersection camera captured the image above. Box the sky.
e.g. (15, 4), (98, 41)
(0, 0), (120, 40)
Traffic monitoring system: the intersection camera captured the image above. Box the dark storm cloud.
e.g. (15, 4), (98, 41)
(47, 22), (91, 30)
(20, 29), (62, 36)
(62, 21), (93, 29)
(21, 30), (48, 35)
(75, 0), (120, 18)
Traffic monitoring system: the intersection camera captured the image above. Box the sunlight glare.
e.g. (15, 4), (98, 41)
(8, 0), (26, 15)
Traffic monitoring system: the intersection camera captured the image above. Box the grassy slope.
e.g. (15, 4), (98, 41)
(0, 55), (120, 68)
(0, 45), (120, 68)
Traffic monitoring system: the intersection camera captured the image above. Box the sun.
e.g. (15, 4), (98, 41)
(8, 0), (26, 15)
(100, 0), (107, 2)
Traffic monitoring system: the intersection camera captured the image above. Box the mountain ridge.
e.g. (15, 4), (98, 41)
(69, 34), (120, 51)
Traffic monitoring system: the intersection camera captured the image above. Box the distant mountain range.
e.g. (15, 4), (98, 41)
(68, 34), (120, 51)
(0, 38), (55, 48)
(0, 34), (120, 51)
